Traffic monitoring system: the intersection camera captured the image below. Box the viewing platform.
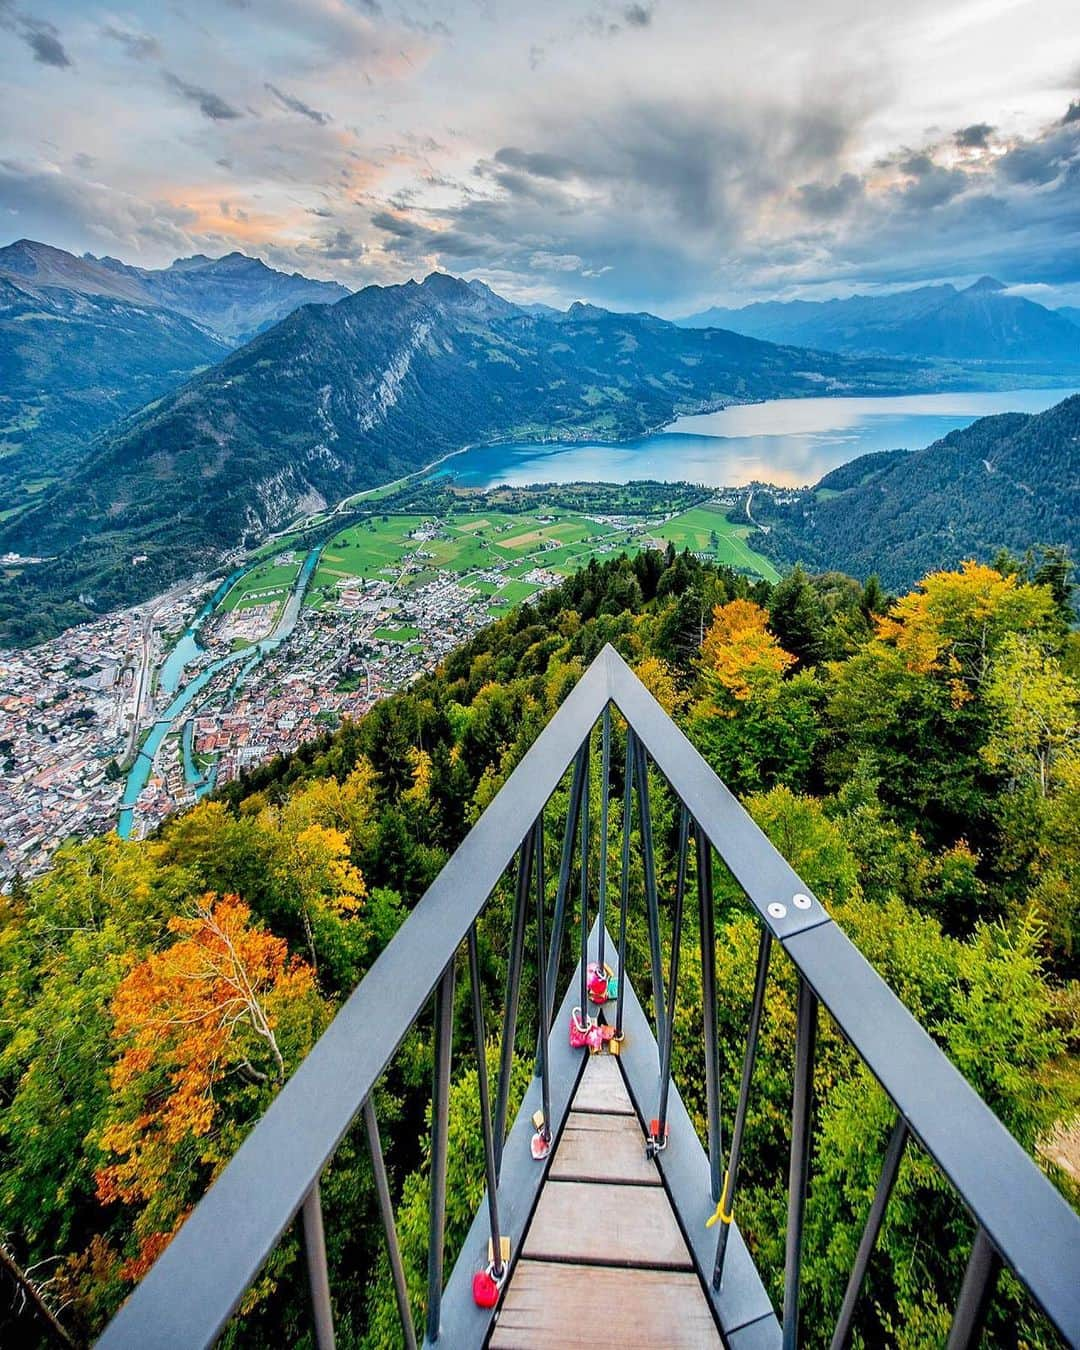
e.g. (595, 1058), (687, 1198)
(97, 646), (1080, 1350)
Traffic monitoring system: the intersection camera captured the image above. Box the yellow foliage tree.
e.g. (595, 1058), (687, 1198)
(634, 654), (686, 715)
(875, 560), (1055, 696)
(700, 598), (796, 706)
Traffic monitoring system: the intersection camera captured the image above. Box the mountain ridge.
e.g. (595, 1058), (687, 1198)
(0, 270), (940, 645)
(678, 277), (1080, 367)
(0, 273), (230, 512)
(751, 394), (1080, 587)
(0, 238), (350, 343)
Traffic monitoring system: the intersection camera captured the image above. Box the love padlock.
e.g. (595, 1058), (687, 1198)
(586, 961), (609, 1004)
(531, 1109), (551, 1160)
(569, 1008), (591, 1049)
(472, 1269), (500, 1308)
(586, 1022), (605, 1053)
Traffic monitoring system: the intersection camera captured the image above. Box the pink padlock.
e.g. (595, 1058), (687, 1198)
(587, 961), (609, 1004)
(569, 1008), (590, 1049)
(586, 1022), (605, 1053)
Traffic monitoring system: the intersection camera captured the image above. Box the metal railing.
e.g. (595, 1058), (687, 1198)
(97, 644), (1080, 1350)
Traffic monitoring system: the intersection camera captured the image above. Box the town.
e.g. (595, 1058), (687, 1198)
(1, 483), (756, 880)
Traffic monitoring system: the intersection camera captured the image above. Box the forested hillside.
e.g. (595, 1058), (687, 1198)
(754, 394), (1080, 588)
(0, 275), (229, 512)
(0, 271), (941, 646)
(2, 546), (1078, 1347)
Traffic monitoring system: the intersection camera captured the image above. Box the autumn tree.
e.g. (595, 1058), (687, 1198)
(95, 895), (326, 1280)
(693, 599), (821, 794)
(828, 560), (1058, 847)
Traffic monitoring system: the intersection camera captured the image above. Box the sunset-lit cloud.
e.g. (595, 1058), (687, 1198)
(0, 0), (1077, 311)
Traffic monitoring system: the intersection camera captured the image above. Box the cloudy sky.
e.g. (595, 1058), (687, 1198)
(1, 0), (1078, 313)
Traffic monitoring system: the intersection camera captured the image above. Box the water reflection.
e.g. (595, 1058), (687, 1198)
(441, 388), (1077, 490)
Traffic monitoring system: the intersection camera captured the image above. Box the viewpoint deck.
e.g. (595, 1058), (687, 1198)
(490, 1056), (722, 1348)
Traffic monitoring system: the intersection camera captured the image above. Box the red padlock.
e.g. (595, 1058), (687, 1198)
(586, 961), (609, 1004)
(569, 1008), (590, 1049)
(472, 1268), (500, 1308)
(531, 1109), (552, 1160)
(531, 1128), (552, 1160)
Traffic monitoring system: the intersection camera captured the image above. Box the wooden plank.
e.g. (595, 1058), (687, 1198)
(522, 1181), (692, 1269)
(571, 1053), (635, 1115)
(549, 1111), (659, 1185)
(490, 1260), (722, 1348)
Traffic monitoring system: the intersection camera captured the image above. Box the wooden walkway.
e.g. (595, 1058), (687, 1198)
(489, 1055), (723, 1349)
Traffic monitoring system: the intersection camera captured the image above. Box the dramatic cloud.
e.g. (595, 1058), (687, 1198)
(1, 0), (1077, 311)
(101, 22), (160, 61)
(797, 173), (863, 218)
(265, 83), (330, 125)
(1, 6), (72, 67)
(162, 72), (243, 121)
(955, 122), (994, 148)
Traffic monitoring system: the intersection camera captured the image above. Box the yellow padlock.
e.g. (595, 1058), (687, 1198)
(608, 1034), (623, 1057)
(487, 1235), (511, 1267)
(532, 1109), (546, 1132)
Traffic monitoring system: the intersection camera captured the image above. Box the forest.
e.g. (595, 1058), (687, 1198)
(2, 542), (1078, 1347)
(752, 394), (1080, 591)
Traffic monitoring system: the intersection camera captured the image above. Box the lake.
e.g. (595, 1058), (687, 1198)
(438, 388), (1078, 490)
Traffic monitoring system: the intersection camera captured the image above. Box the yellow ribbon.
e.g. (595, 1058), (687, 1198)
(705, 1172), (734, 1228)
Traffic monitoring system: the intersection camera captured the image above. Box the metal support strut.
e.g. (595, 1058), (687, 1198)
(467, 923), (505, 1279)
(426, 959), (456, 1343)
(495, 831), (534, 1179)
(783, 977), (818, 1350)
(301, 1181), (335, 1350)
(712, 927), (772, 1289)
(830, 1115), (909, 1350)
(363, 1099), (418, 1350)
(650, 804), (690, 1155)
(696, 821), (722, 1202)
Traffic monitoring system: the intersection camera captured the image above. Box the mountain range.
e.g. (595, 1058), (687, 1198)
(0, 240), (349, 342)
(0, 270), (933, 645)
(0, 240), (350, 504)
(752, 394), (1080, 588)
(679, 277), (1080, 368)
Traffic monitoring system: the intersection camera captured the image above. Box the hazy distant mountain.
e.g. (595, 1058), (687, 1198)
(94, 250), (350, 342)
(1059, 306), (1080, 329)
(0, 239), (350, 344)
(0, 239), (351, 500)
(753, 394), (1080, 588)
(0, 271), (229, 513)
(0, 271), (933, 644)
(679, 278), (1080, 368)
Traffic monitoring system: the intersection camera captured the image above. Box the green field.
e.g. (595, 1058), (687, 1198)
(221, 560), (302, 612)
(493, 580), (541, 604)
(655, 504), (781, 583)
(301, 498), (779, 615)
(373, 625), (420, 642)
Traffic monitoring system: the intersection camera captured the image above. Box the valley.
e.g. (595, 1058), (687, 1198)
(5, 380), (1078, 879)
(0, 481), (771, 877)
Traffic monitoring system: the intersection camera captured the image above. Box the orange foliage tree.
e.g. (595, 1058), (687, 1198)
(95, 894), (323, 1279)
